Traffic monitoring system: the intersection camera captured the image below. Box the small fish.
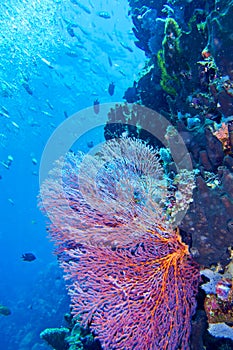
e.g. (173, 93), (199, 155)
(93, 99), (100, 114)
(0, 106), (9, 114)
(38, 55), (54, 69)
(76, 24), (90, 35)
(65, 50), (79, 57)
(0, 305), (11, 316)
(8, 198), (14, 205)
(119, 70), (126, 77)
(108, 82), (115, 96)
(0, 111), (10, 119)
(29, 106), (37, 112)
(46, 100), (54, 110)
(108, 56), (113, 67)
(75, 43), (86, 50)
(1, 155), (14, 170)
(21, 252), (36, 262)
(64, 83), (72, 90)
(1, 162), (8, 169)
(87, 141), (94, 148)
(21, 72), (30, 82)
(41, 111), (53, 117)
(29, 120), (40, 127)
(82, 57), (90, 62)
(22, 82), (33, 95)
(120, 41), (133, 53)
(67, 24), (75, 37)
(70, 0), (91, 14)
(31, 157), (37, 165)
(11, 121), (19, 129)
(107, 33), (113, 41)
(97, 11), (111, 19)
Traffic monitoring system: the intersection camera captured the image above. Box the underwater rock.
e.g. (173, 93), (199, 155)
(205, 128), (224, 169)
(123, 81), (138, 103)
(65, 323), (101, 350)
(199, 150), (213, 171)
(190, 310), (207, 350)
(40, 327), (69, 350)
(180, 168), (233, 267)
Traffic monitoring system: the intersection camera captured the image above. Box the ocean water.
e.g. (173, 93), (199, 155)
(0, 1), (144, 349)
(1, 0), (233, 349)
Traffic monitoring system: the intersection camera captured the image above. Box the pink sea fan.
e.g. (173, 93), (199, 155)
(40, 138), (170, 247)
(62, 230), (200, 350)
(39, 137), (200, 349)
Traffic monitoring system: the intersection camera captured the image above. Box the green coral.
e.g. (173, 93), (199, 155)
(163, 17), (181, 54)
(185, 9), (208, 35)
(157, 49), (178, 96)
(157, 18), (182, 96)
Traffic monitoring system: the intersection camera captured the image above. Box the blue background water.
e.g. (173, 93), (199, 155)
(0, 0), (145, 348)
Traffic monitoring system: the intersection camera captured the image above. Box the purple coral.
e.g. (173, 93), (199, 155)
(40, 138), (200, 349)
(62, 233), (199, 350)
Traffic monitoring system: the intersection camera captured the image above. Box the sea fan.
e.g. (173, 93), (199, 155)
(62, 231), (199, 350)
(39, 137), (200, 349)
(40, 138), (169, 247)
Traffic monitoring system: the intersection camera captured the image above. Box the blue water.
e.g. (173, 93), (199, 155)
(0, 0), (145, 348)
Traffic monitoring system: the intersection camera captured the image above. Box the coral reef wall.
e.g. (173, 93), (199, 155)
(109, 0), (233, 268)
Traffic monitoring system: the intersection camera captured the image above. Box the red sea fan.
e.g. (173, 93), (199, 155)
(39, 137), (200, 349)
(40, 138), (169, 247)
(62, 231), (199, 350)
